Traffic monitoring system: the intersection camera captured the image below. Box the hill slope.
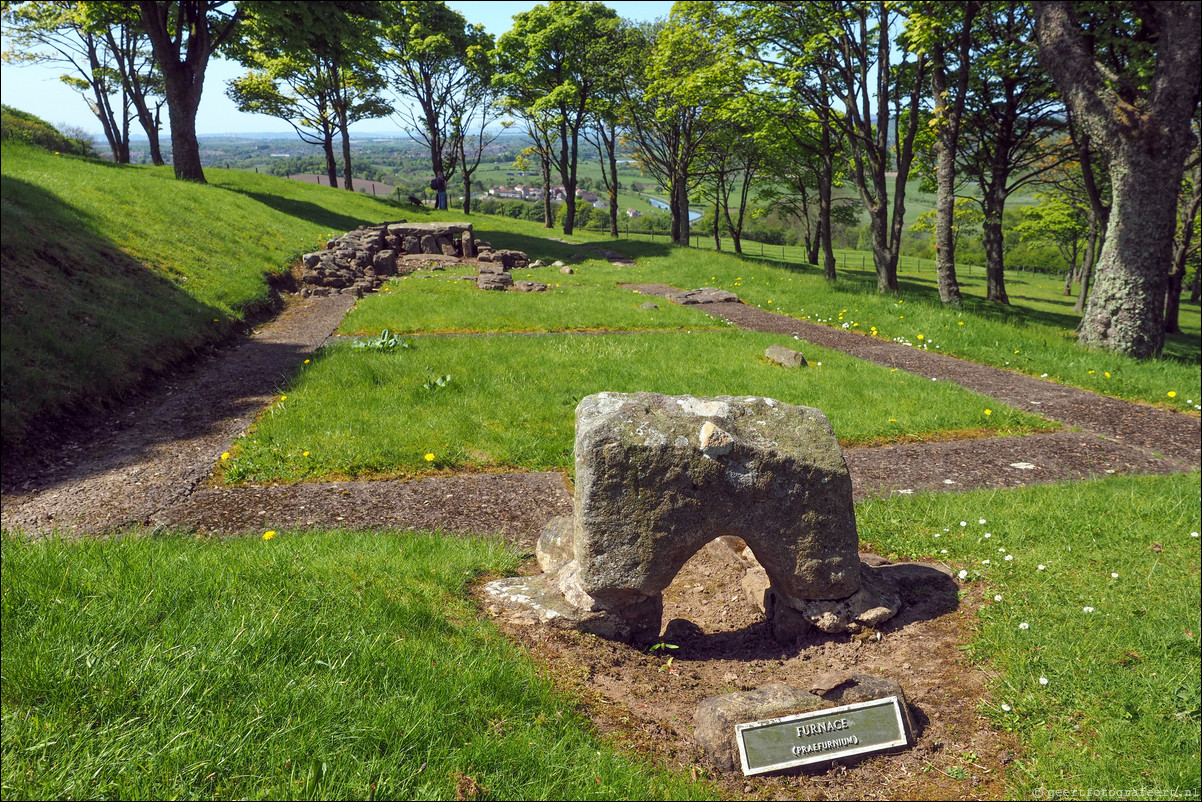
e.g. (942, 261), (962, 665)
(1, 142), (413, 449)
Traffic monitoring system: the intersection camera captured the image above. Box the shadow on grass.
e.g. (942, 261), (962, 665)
(0, 177), (318, 491)
(224, 188), (372, 232)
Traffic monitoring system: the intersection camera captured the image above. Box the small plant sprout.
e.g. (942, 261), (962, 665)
(353, 329), (411, 351)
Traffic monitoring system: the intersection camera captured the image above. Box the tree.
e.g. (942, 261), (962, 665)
(789, 1), (928, 292)
(1166, 125), (1200, 333)
(1034, 1), (1202, 358)
(618, 11), (736, 246)
(911, 197), (983, 256)
(906, 1), (980, 306)
(1013, 192), (1089, 277)
(957, 2), (1068, 305)
(227, 59), (342, 187)
(730, 0), (857, 279)
(494, 1), (621, 236)
(137, 1), (243, 181)
(450, 62), (507, 215)
(3, 1), (163, 164)
(381, 2), (492, 191)
(236, 2), (390, 192)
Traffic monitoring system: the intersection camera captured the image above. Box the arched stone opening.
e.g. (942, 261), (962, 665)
(486, 392), (901, 643)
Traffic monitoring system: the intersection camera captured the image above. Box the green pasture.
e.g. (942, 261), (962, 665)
(220, 330), (1053, 484)
(340, 273), (720, 335)
(859, 472), (1201, 796)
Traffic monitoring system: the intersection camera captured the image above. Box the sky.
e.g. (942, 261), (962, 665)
(0, 1), (675, 137)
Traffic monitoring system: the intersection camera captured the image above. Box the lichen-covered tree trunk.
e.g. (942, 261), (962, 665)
(1078, 146), (1180, 357)
(1034, 0), (1200, 358)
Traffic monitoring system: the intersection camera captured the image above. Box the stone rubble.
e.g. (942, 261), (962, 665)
(298, 221), (534, 297)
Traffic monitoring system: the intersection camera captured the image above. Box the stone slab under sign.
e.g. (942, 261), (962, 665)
(737, 696), (909, 775)
(694, 674), (913, 773)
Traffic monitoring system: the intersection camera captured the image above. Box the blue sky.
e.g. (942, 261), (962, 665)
(0, 1), (674, 136)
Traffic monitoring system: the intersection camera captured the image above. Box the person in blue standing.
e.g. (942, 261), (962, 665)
(431, 172), (448, 210)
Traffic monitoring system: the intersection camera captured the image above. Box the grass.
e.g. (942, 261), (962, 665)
(3, 476), (1196, 799)
(220, 330), (1054, 483)
(856, 472), (1202, 796)
(0, 528), (714, 800)
(552, 252), (1201, 413)
(340, 272), (721, 335)
(0, 142), (412, 449)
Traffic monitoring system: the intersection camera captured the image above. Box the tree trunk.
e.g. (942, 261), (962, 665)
(336, 93), (354, 191)
(138, 1), (216, 183)
(712, 198), (721, 251)
(541, 153), (553, 228)
(322, 136), (338, 188)
(929, 5), (977, 307)
(1073, 223), (1098, 314)
(869, 204), (896, 292)
(982, 188), (1009, 304)
(675, 179), (691, 247)
(163, 83), (204, 181)
(1078, 145), (1183, 357)
(1165, 158), (1200, 333)
(1034, 0), (1200, 358)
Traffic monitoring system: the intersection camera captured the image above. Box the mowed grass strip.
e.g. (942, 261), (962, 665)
(856, 472), (1202, 796)
(340, 271), (721, 335)
(565, 253), (1202, 412)
(221, 330), (1054, 483)
(0, 529), (714, 801)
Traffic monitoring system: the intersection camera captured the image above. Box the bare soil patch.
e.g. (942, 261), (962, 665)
(486, 545), (1015, 801)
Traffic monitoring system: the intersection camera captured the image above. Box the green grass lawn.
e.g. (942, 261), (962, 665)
(4, 474), (1196, 799)
(340, 273), (722, 335)
(858, 472), (1201, 796)
(555, 252), (1201, 412)
(4, 150), (1199, 799)
(0, 142), (412, 449)
(0, 529), (714, 801)
(220, 330), (1054, 484)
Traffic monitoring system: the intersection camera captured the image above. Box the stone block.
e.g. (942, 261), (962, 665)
(477, 272), (513, 291)
(766, 345), (808, 368)
(694, 683), (826, 772)
(571, 393), (861, 613)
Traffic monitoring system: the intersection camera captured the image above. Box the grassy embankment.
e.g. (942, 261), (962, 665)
(2, 143), (1199, 799)
(1, 141), (404, 449)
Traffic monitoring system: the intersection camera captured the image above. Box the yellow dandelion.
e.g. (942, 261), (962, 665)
(917, 334), (924, 340)
(280, 395), (287, 401)
(303, 451), (310, 457)
(958, 321), (965, 326)
(304, 359), (310, 364)
(984, 409), (992, 416)
(262, 530), (276, 540)
(1104, 372), (1110, 378)
(220, 452), (230, 461)
(425, 453), (435, 461)
(1168, 391), (1177, 398)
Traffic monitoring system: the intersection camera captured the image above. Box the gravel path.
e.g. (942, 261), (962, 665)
(3, 283), (1197, 545)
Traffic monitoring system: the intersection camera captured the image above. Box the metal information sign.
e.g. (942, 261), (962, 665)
(735, 696), (909, 776)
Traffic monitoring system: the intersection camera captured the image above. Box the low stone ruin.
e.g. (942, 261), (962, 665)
(298, 221), (538, 296)
(485, 392), (903, 643)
